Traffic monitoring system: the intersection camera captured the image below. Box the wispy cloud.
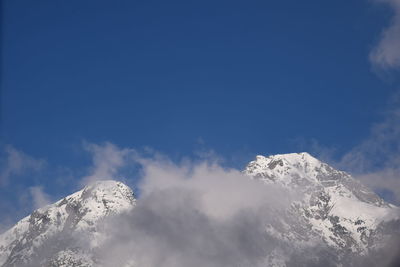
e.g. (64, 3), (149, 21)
(338, 93), (400, 203)
(80, 141), (134, 186)
(0, 145), (45, 187)
(0, 146), (48, 230)
(300, 93), (400, 204)
(291, 137), (338, 164)
(29, 186), (51, 210)
(340, 94), (400, 172)
(370, 0), (400, 70)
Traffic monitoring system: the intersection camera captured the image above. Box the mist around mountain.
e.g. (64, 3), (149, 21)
(0, 153), (399, 267)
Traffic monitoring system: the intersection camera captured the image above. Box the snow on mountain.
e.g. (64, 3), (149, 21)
(0, 180), (136, 267)
(244, 152), (398, 255)
(0, 153), (398, 266)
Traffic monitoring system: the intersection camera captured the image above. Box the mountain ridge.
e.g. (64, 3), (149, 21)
(0, 152), (398, 267)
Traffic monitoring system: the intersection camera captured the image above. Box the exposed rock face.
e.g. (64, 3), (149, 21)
(0, 180), (136, 267)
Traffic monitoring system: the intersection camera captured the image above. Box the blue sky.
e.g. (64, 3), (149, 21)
(1, 0), (400, 226)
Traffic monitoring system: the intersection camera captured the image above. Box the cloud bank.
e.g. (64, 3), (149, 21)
(96, 155), (331, 267)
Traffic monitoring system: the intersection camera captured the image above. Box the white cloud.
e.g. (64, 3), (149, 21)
(136, 156), (294, 220)
(370, 0), (400, 70)
(97, 154), (305, 267)
(0, 145), (45, 187)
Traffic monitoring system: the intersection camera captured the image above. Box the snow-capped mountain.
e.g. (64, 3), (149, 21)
(0, 180), (136, 267)
(244, 152), (398, 258)
(0, 152), (398, 267)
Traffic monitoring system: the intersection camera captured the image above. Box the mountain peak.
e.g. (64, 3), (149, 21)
(78, 180), (136, 211)
(246, 152), (326, 185)
(66, 180), (136, 229)
(245, 152), (394, 253)
(245, 152), (386, 206)
(85, 179), (126, 190)
(254, 152), (320, 168)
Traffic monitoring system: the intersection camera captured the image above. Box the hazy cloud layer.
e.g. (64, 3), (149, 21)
(370, 0), (400, 70)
